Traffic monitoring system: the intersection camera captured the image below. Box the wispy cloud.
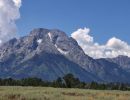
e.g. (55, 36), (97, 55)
(71, 28), (130, 58)
(0, 0), (22, 44)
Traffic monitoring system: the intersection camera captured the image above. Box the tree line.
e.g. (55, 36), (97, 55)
(0, 73), (130, 91)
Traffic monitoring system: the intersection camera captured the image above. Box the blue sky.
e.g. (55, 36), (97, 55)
(17, 0), (130, 44)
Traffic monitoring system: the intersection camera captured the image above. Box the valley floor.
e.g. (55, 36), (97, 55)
(0, 86), (130, 100)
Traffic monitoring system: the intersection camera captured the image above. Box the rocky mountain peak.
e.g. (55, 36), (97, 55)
(0, 28), (130, 82)
(116, 55), (129, 59)
(28, 28), (67, 41)
(29, 28), (49, 37)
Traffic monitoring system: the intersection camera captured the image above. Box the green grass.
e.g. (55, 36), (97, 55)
(0, 86), (130, 100)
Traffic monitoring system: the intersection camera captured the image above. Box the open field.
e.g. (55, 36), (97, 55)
(0, 86), (130, 100)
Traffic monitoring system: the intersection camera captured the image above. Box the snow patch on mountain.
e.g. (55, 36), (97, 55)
(55, 44), (68, 55)
(48, 32), (52, 41)
(37, 39), (42, 44)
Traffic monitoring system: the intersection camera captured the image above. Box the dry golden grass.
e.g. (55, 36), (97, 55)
(0, 86), (130, 100)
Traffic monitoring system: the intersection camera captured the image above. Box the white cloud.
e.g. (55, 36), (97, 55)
(13, 0), (21, 7)
(106, 37), (129, 50)
(71, 28), (93, 44)
(71, 28), (130, 58)
(0, 0), (22, 45)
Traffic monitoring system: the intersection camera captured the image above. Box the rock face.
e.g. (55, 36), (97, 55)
(0, 28), (130, 82)
(96, 58), (130, 82)
(106, 55), (130, 72)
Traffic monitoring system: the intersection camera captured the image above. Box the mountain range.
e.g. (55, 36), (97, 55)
(0, 28), (130, 82)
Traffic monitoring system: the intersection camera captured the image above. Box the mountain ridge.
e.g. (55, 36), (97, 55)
(0, 28), (130, 82)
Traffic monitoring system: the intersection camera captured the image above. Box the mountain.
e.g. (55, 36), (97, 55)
(0, 28), (99, 82)
(96, 58), (130, 82)
(106, 55), (130, 72)
(0, 28), (130, 82)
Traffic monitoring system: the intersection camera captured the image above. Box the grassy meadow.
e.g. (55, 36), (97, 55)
(0, 86), (130, 100)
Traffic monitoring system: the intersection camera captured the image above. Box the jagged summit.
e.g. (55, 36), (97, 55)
(29, 28), (49, 37)
(117, 55), (129, 58)
(29, 28), (67, 38)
